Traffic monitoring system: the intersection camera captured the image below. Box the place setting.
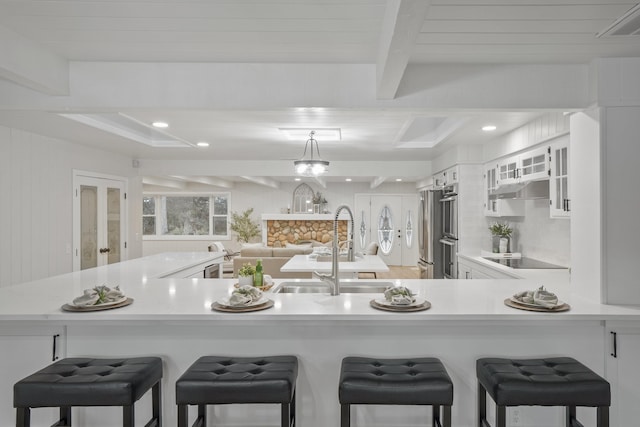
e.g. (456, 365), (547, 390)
(212, 285), (274, 313)
(504, 286), (570, 312)
(369, 286), (431, 312)
(62, 285), (133, 312)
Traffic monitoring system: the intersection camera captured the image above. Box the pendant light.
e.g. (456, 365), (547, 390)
(293, 130), (329, 176)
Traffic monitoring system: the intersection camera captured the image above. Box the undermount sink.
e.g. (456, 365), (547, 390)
(271, 281), (394, 294)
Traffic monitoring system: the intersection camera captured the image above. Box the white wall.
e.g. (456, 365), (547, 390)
(498, 200), (571, 266)
(0, 125), (138, 287)
(142, 180), (419, 256)
(570, 109), (601, 301)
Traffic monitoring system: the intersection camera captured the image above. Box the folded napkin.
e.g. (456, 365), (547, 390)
(229, 285), (263, 306)
(73, 285), (125, 307)
(513, 286), (558, 308)
(383, 286), (416, 306)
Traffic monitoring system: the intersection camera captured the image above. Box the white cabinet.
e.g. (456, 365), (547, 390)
(483, 164), (525, 217)
(496, 146), (549, 187)
(458, 261), (473, 279)
(433, 171), (446, 189)
(497, 155), (519, 186)
(549, 140), (571, 218)
(457, 256), (520, 279)
(605, 322), (640, 427)
(433, 166), (459, 189)
(0, 325), (65, 426)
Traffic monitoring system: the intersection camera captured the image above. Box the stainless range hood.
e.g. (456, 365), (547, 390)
(490, 180), (549, 199)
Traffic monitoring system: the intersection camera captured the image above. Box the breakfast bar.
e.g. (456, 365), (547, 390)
(1, 253), (639, 427)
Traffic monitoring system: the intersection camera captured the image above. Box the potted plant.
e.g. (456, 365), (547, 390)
(237, 263), (255, 286)
(230, 208), (261, 243)
(312, 192), (328, 214)
(488, 222), (513, 253)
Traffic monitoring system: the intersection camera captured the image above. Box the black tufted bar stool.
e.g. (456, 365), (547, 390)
(477, 357), (611, 427)
(339, 357), (453, 427)
(176, 355), (298, 427)
(13, 357), (163, 427)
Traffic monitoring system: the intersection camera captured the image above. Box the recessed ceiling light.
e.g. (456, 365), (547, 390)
(196, 142), (209, 147)
(396, 178), (402, 182)
(152, 121), (169, 128)
(482, 125), (497, 132)
(294, 178), (301, 181)
(345, 178), (352, 182)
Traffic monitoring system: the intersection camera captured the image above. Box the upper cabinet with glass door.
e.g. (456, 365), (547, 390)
(549, 140), (570, 218)
(483, 163), (525, 217)
(496, 145), (549, 187)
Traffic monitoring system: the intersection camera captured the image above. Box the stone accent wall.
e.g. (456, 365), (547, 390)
(267, 220), (347, 247)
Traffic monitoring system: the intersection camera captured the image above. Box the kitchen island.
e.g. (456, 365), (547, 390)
(1, 253), (638, 427)
(280, 253), (389, 276)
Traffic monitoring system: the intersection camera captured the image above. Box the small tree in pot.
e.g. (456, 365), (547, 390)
(230, 208), (261, 243)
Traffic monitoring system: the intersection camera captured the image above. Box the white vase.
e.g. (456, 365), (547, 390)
(238, 275), (253, 286)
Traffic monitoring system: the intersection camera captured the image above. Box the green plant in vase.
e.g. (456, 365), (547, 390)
(237, 263), (256, 286)
(488, 222), (513, 253)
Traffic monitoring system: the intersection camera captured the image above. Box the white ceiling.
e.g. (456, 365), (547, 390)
(1, 0), (639, 187)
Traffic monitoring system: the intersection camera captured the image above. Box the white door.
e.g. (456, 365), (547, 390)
(73, 172), (127, 271)
(370, 195), (402, 265)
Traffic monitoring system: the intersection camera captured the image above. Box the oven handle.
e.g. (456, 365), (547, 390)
(439, 238), (456, 246)
(439, 196), (457, 202)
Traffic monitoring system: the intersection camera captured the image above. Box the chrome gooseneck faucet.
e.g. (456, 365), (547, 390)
(313, 204), (354, 296)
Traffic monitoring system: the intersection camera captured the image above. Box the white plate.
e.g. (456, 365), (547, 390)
(374, 297), (426, 308)
(509, 296), (564, 309)
(218, 296), (269, 308)
(71, 295), (127, 308)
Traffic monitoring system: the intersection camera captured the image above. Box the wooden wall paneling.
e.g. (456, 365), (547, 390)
(31, 134), (47, 281)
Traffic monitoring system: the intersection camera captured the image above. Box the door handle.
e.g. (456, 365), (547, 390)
(99, 248), (111, 254)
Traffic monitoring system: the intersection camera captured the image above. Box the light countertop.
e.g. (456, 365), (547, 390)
(0, 252), (639, 323)
(280, 254), (389, 273)
(458, 253), (570, 284)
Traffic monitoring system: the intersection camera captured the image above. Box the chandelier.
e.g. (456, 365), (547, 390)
(293, 130), (329, 176)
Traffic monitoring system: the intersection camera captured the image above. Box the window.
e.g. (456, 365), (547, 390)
(143, 193), (230, 239)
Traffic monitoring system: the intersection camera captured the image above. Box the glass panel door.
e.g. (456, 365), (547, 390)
(107, 187), (121, 264)
(80, 185), (98, 270)
(74, 173), (127, 271)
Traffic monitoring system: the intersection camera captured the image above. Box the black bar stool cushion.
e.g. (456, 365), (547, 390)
(14, 357), (163, 408)
(176, 355), (298, 405)
(339, 357), (453, 406)
(477, 357), (611, 407)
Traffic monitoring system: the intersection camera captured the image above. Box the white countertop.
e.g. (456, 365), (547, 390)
(280, 254), (389, 273)
(0, 252), (639, 323)
(458, 253), (570, 285)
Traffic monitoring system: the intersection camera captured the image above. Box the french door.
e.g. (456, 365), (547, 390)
(73, 172), (127, 271)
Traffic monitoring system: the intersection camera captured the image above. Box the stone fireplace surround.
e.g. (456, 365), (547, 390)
(262, 214), (348, 247)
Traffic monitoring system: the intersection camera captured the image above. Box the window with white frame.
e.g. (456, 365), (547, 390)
(142, 193), (230, 239)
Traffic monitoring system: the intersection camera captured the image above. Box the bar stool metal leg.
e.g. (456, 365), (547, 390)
(197, 404), (205, 427)
(177, 404), (186, 427)
(123, 405), (134, 427)
(443, 405), (452, 427)
(341, 403), (350, 427)
(478, 382), (487, 427)
(152, 381), (161, 427)
(58, 407), (71, 426)
(16, 407), (29, 427)
(597, 406), (609, 427)
(496, 405), (506, 427)
(432, 404), (440, 427)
